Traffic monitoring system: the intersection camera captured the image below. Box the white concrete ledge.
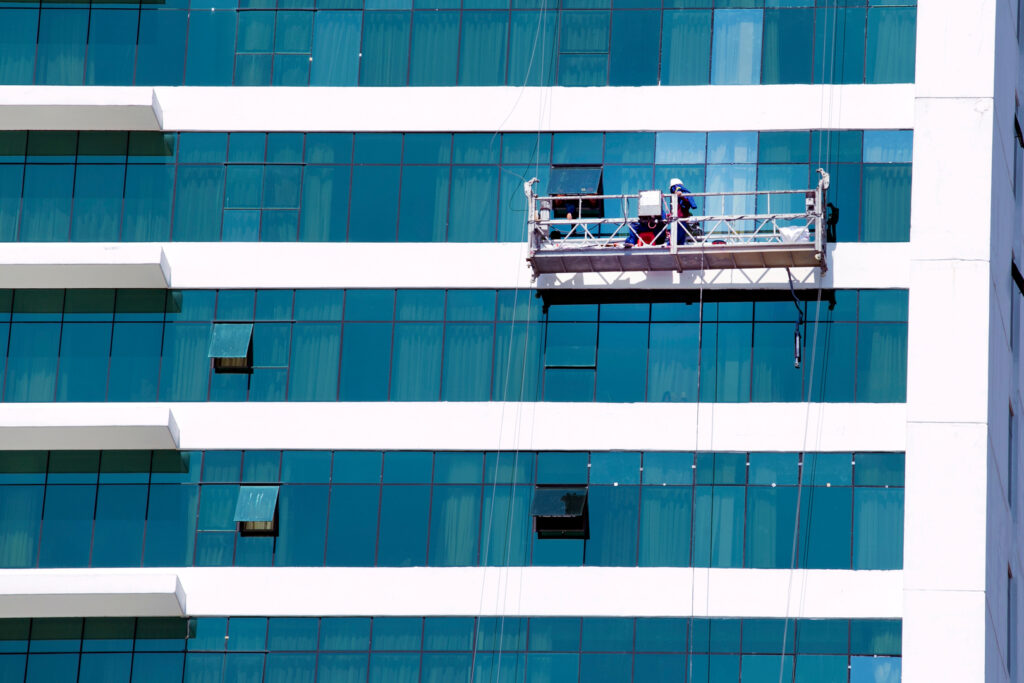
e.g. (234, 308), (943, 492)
(0, 567), (901, 619)
(0, 242), (905, 291)
(0, 87), (161, 131)
(0, 85), (914, 133)
(0, 405), (178, 450)
(0, 572), (184, 617)
(0, 244), (170, 289)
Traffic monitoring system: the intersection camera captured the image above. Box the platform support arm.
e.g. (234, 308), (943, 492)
(524, 178), (540, 253)
(814, 168), (830, 272)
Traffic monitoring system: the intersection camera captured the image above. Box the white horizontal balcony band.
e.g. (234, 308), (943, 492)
(0, 244), (170, 289)
(0, 405), (178, 450)
(5, 242), (907, 291)
(0, 85), (914, 133)
(0, 87), (161, 131)
(0, 402), (904, 452)
(0, 573), (184, 618)
(0, 567), (902, 619)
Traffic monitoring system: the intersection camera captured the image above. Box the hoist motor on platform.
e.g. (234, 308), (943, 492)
(523, 169), (831, 277)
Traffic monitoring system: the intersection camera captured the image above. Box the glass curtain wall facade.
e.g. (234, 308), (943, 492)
(0, 129), (911, 243)
(0, 449), (905, 570)
(0, 4), (916, 87)
(0, 617), (902, 683)
(0, 288), (907, 403)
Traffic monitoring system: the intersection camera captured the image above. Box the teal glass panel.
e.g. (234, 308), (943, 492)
(288, 323), (341, 401)
(590, 452), (640, 484)
(453, 135), (500, 165)
(800, 486), (851, 569)
(86, 10), (136, 86)
(122, 166), (174, 241)
(853, 489), (903, 569)
(711, 9), (762, 85)
(751, 322), (803, 401)
(318, 654), (368, 682)
(762, 9), (812, 83)
(173, 167), (224, 241)
(558, 54), (607, 86)
(158, 324), (210, 401)
(265, 653), (315, 683)
(508, 12), (558, 86)
(70, 165), (123, 241)
(359, 12), (410, 86)
(861, 164), (910, 241)
(759, 132), (810, 163)
(609, 10), (659, 85)
(545, 322), (597, 367)
(80, 651), (131, 683)
(39, 485), (94, 566)
(276, 11), (314, 51)
(421, 653), (471, 683)
(639, 487), (691, 565)
(225, 166), (262, 208)
(344, 289), (392, 320)
(587, 486), (638, 565)
(199, 485), (239, 532)
(339, 323), (391, 400)
(0, 166), (22, 241)
(233, 486), (279, 522)
(26, 653), (79, 682)
(448, 166), (499, 240)
(712, 322), (752, 402)
(748, 452), (798, 485)
(382, 451), (431, 484)
(377, 485), (429, 565)
(264, 166), (301, 208)
(390, 323), (442, 400)
(544, 368), (594, 400)
(526, 652), (578, 679)
(480, 485), (531, 565)
(528, 618), (579, 651)
(0, 10), (38, 84)
(311, 13), (361, 85)
(815, 8), (864, 84)
(184, 12), (234, 85)
(642, 452), (693, 485)
(595, 322), (647, 402)
(693, 486), (744, 567)
(552, 133), (603, 165)
(866, 7), (915, 83)
(741, 655), (793, 682)
(850, 656), (900, 683)
(395, 290), (443, 321)
(850, 620), (900, 655)
(20, 165), (73, 241)
(447, 290), (495, 320)
(661, 9), (711, 84)
(428, 486), (481, 565)
(647, 322), (699, 402)
(238, 13), (274, 51)
(36, 9), (87, 85)
(280, 451), (330, 483)
(349, 165), (399, 241)
(208, 323), (252, 359)
(434, 452), (483, 484)
(326, 485), (379, 566)
(441, 323), (493, 400)
(807, 321), (856, 402)
(856, 323), (906, 402)
(863, 131), (912, 163)
(368, 653), (418, 683)
(5, 323), (59, 401)
(299, 166), (349, 241)
(276, 486), (328, 565)
(560, 11), (609, 51)
(855, 452), (904, 486)
(320, 618), (370, 650)
(0, 485), (43, 567)
(579, 653), (630, 681)
(56, 323), (110, 402)
(410, 12), (459, 85)
(708, 132), (757, 163)
(492, 323), (544, 401)
(745, 487), (797, 568)
(371, 618), (420, 650)
(398, 166), (449, 241)
(108, 323), (162, 401)
(581, 618), (632, 651)
(795, 620), (847, 654)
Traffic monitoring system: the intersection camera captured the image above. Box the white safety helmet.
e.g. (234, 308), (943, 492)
(669, 177), (684, 192)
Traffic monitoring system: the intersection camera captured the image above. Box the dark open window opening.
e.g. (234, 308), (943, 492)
(548, 166), (603, 220)
(234, 485), (280, 536)
(531, 485), (589, 539)
(209, 323), (254, 374)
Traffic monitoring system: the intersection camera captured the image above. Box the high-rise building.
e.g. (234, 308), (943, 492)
(0, 0), (1016, 681)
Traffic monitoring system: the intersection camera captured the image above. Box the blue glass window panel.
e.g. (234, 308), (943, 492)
(221, 653), (264, 682)
(390, 323), (442, 400)
(498, 165), (547, 241)
(184, 13), (234, 85)
(267, 619), (318, 651)
(397, 165), (449, 242)
(277, 451), (329, 483)
(859, 291), (907, 323)
(173, 167), (224, 240)
(377, 485), (430, 565)
(36, 9), (87, 85)
(275, 12), (314, 51)
(320, 619), (371, 651)
(502, 134), (552, 166)
(85, 11), (136, 86)
(79, 651), (131, 683)
(420, 653), (472, 683)
(794, 655), (847, 683)
(795, 620), (847, 654)
(184, 651), (221, 680)
(332, 452), (381, 484)
(238, 12), (275, 52)
(27, 132), (75, 163)
(850, 620), (900, 656)
(642, 452), (693, 485)
(609, 10), (659, 85)
(661, 9), (712, 85)
(299, 166), (350, 241)
(655, 133), (705, 166)
(604, 133), (654, 165)
(0, 10), (38, 84)
(707, 131), (758, 164)
(710, 9), (762, 85)
(368, 653), (418, 683)
(545, 322), (597, 367)
(447, 290), (495, 320)
(866, 7), (915, 83)
(225, 166), (262, 208)
(758, 132), (810, 164)
(751, 323), (802, 401)
(558, 54), (607, 86)
(526, 652), (578, 679)
(707, 323), (751, 402)
(47, 451), (99, 484)
(0, 485), (43, 567)
(354, 134), (402, 164)
(325, 485), (379, 566)
(423, 618), (474, 650)
(265, 653), (315, 683)
(580, 618), (632, 651)
(590, 452), (640, 485)
(748, 452), (798, 485)
(107, 323), (162, 401)
(855, 452), (904, 486)
(92, 485), (147, 567)
(70, 163), (123, 241)
(544, 368), (594, 400)
(305, 135), (351, 165)
(493, 323), (543, 401)
(693, 486), (744, 567)
(38, 485), (94, 567)
(853, 489), (903, 569)
(639, 487), (691, 566)
(242, 452), (280, 482)
(595, 322), (647, 402)
(143, 485), (198, 566)
(132, 653), (184, 683)
(208, 323), (252, 360)
(342, 290), (390, 320)
(202, 451), (241, 482)
(311, 13), (361, 85)
(197, 485), (238, 532)
(646, 323), (698, 402)
(458, 12), (508, 85)
(0, 451), (46, 485)
(587, 486), (639, 565)
(806, 322), (856, 402)
(580, 653), (630, 682)
(762, 8), (813, 84)
(756, 164), (808, 214)
(528, 618), (580, 651)
(741, 654), (793, 682)
(276, 485), (329, 566)
(410, 12), (459, 84)
(473, 652), (527, 683)
(338, 322), (391, 400)
(863, 131), (912, 163)
(158, 323), (210, 401)
(560, 11), (608, 51)
(235, 536), (274, 566)
(5, 323), (59, 401)
(348, 165), (399, 241)
(253, 291), (292, 321)
(0, 166), (22, 241)
(54, 323), (110, 402)
(359, 12), (410, 86)
(851, 656), (901, 683)
(861, 164), (911, 241)
(633, 654), (685, 681)
(287, 323), (340, 400)
(122, 165), (174, 241)
(319, 654), (368, 683)
(26, 653), (78, 682)
(481, 485), (531, 565)
(536, 451), (588, 484)
(372, 618), (421, 650)
(856, 323), (906, 402)
(264, 166), (302, 208)
(814, 7), (865, 85)
(428, 486), (481, 565)
(394, 291), (443, 321)
(803, 452), (853, 487)
(552, 133), (603, 166)
(508, 12), (557, 86)
(800, 486), (852, 569)
(28, 619), (83, 653)
(20, 165), (72, 241)
(476, 617), (527, 651)
(12, 290), (60, 323)
(382, 451), (432, 483)
(448, 166), (500, 240)
(430, 452), (482, 485)
(233, 485), (279, 523)
(745, 487), (799, 568)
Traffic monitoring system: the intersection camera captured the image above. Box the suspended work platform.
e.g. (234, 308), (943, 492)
(524, 170), (830, 276)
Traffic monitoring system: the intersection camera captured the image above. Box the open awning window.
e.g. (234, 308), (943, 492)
(209, 323), (253, 373)
(548, 167), (602, 196)
(531, 486), (589, 539)
(234, 485), (279, 536)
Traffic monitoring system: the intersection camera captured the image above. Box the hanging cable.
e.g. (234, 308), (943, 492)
(786, 268), (805, 369)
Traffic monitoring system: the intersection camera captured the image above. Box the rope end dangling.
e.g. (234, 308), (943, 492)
(786, 268), (804, 369)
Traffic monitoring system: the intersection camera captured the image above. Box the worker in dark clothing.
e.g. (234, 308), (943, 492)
(668, 177), (699, 246)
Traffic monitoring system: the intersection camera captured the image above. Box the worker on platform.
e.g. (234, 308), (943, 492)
(668, 177), (699, 246)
